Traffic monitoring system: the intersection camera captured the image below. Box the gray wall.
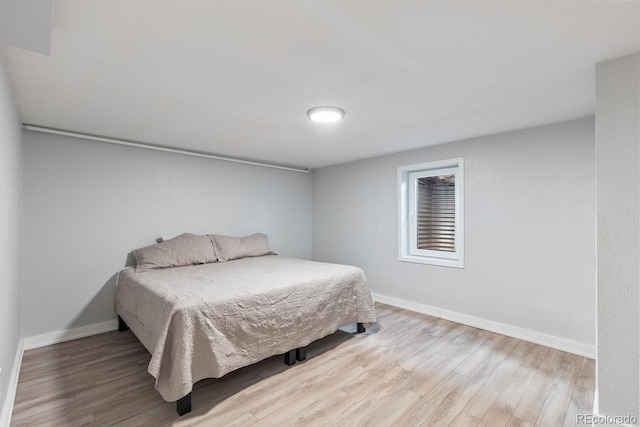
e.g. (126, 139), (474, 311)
(595, 53), (639, 422)
(22, 131), (313, 338)
(0, 55), (22, 418)
(0, 0), (52, 55)
(313, 118), (595, 346)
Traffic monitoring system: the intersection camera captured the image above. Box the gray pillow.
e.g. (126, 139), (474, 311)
(132, 233), (217, 272)
(210, 233), (274, 262)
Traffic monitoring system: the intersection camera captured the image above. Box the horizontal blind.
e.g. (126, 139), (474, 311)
(416, 175), (455, 252)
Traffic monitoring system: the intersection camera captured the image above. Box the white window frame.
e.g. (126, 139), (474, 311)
(398, 158), (464, 268)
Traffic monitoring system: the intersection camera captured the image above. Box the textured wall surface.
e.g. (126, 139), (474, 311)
(0, 54), (22, 421)
(22, 130), (313, 337)
(595, 53), (639, 422)
(313, 118), (596, 347)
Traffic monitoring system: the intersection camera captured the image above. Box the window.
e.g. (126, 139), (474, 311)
(398, 158), (464, 268)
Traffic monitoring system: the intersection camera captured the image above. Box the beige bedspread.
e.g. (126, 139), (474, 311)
(115, 255), (376, 401)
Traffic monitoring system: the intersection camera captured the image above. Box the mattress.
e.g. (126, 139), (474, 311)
(115, 255), (377, 401)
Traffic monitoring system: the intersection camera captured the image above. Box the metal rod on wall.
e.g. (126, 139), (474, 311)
(22, 124), (311, 174)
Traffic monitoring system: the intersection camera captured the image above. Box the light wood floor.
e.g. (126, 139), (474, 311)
(11, 303), (594, 427)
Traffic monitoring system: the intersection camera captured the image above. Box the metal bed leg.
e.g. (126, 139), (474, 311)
(357, 322), (366, 333)
(296, 347), (306, 362)
(177, 393), (191, 416)
(118, 315), (129, 332)
(284, 349), (296, 366)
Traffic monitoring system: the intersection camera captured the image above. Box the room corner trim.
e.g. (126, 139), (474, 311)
(373, 292), (596, 359)
(0, 339), (24, 427)
(23, 319), (118, 351)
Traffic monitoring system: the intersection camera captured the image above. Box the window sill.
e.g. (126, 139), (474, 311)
(398, 255), (464, 269)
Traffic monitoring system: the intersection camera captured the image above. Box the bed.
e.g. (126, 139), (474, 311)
(115, 250), (377, 416)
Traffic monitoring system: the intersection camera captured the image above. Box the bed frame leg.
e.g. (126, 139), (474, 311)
(296, 347), (306, 362)
(284, 349), (296, 366)
(357, 322), (366, 333)
(177, 393), (191, 416)
(118, 315), (129, 332)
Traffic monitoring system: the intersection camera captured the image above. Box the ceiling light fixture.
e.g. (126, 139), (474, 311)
(307, 106), (345, 123)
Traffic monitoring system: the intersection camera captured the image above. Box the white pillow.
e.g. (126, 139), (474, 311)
(133, 233), (217, 272)
(210, 233), (275, 261)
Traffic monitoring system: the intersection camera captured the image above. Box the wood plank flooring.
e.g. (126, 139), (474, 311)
(11, 303), (594, 426)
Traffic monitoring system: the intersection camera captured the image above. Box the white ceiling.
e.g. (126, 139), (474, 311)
(2, 1), (639, 169)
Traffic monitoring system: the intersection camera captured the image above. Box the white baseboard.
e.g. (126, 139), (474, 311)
(0, 339), (24, 427)
(0, 313), (368, 424)
(373, 292), (596, 359)
(1, 320), (118, 426)
(23, 319), (118, 351)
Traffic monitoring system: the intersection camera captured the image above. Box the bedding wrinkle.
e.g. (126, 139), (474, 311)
(115, 256), (376, 401)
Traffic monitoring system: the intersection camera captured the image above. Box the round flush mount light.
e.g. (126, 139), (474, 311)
(307, 106), (345, 123)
